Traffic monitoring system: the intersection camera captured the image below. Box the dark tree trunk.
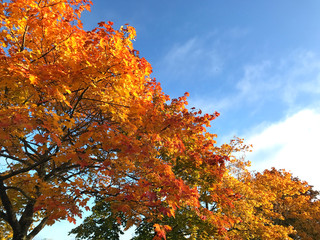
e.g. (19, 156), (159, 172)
(12, 232), (28, 240)
(0, 180), (47, 240)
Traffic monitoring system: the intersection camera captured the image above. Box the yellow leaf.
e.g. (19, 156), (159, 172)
(29, 75), (37, 84)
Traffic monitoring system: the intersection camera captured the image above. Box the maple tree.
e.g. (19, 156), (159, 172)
(0, 0), (232, 239)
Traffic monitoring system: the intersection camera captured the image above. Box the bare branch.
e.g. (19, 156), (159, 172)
(26, 217), (48, 240)
(20, 25), (29, 52)
(70, 86), (90, 119)
(30, 45), (56, 63)
(19, 138), (41, 159)
(0, 153), (25, 164)
(0, 157), (50, 181)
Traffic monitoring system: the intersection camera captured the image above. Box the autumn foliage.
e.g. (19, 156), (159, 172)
(0, 1), (319, 240)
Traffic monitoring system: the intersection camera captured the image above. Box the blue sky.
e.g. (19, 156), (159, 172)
(35, 1), (320, 239)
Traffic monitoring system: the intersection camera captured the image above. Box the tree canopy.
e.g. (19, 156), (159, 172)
(0, 0), (232, 239)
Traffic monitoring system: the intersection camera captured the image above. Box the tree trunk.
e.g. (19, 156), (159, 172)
(12, 232), (28, 240)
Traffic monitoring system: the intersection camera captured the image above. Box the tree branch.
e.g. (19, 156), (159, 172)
(30, 45), (56, 63)
(0, 156), (50, 181)
(19, 137), (41, 159)
(70, 86), (90, 119)
(0, 153), (26, 164)
(26, 217), (48, 240)
(20, 25), (29, 52)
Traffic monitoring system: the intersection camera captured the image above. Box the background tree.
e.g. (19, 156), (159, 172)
(71, 139), (249, 240)
(223, 165), (320, 240)
(71, 140), (243, 240)
(252, 169), (320, 240)
(69, 198), (128, 240)
(73, 141), (320, 240)
(0, 0), (231, 239)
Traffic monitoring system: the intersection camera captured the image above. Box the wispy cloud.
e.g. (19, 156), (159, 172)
(281, 51), (320, 104)
(238, 50), (320, 105)
(188, 49), (320, 114)
(236, 61), (277, 101)
(161, 36), (224, 78)
(245, 108), (320, 189)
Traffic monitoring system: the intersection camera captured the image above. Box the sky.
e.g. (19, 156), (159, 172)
(35, 0), (320, 239)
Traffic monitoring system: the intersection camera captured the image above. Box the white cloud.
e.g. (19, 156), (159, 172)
(245, 108), (320, 190)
